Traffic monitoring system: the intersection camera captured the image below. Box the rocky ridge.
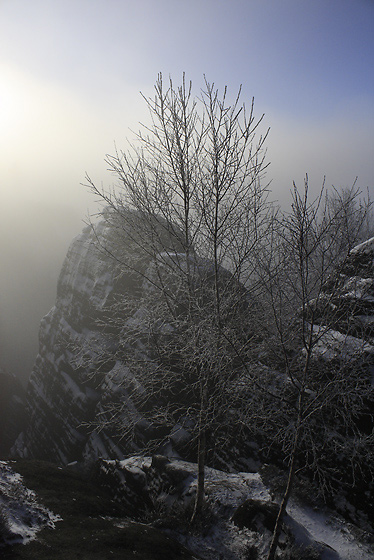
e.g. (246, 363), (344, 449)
(11, 215), (253, 468)
(4, 221), (374, 559)
(12, 224), (374, 469)
(12, 219), (139, 464)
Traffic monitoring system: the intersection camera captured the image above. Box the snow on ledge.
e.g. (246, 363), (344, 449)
(350, 236), (374, 255)
(0, 461), (61, 547)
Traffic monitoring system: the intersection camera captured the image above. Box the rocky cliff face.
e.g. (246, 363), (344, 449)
(12, 218), (374, 468)
(12, 219), (141, 464)
(314, 237), (374, 341)
(12, 213), (252, 468)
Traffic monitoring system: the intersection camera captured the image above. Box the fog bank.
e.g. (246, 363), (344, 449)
(0, 201), (86, 385)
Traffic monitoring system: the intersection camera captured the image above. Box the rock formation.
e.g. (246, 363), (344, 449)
(12, 218), (374, 474)
(12, 219), (136, 464)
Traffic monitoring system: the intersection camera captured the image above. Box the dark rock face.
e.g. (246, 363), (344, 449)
(316, 237), (374, 338)
(12, 218), (374, 471)
(11, 216), (212, 465)
(298, 237), (374, 526)
(231, 498), (279, 532)
(11, 220), (137, 464)
(340, 237), (374, 278)
(0, 369), (25, 458)
(312, 238), (374, 434)
(11, 214), (250, 467)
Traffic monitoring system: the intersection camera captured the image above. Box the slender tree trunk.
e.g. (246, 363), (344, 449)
(190, 426), (206, 523)
(191, 380), (207, 524)
(267, 446), (297, 559)
(267, 405), (302, 560)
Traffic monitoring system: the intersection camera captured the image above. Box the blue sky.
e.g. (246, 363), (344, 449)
(0, 0), (373, 378)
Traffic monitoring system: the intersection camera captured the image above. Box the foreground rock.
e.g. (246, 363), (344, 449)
(0, 461), (60, 547)
(0, 459), (200, 560)
(2, 454), (372, 559)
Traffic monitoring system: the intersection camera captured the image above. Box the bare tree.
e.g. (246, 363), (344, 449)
(84, 74), (372, 546)
(252, 179), (374, 560)
(324, 182), (373, 252)
(85, 73), (271, 521)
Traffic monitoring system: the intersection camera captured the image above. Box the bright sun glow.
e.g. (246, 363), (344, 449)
(0, 66), (30, 142)
(0, 81), (18, 131)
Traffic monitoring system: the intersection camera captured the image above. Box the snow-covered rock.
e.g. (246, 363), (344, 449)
(318, 236), (374, 338)
(0, 461), (60, 547)
(89, 455), (374, 560)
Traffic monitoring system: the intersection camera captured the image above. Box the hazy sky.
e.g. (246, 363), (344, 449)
(1, 0), (373, 382)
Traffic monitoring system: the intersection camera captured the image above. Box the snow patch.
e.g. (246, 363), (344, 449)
(311, 325), (374, 361)
(288, 502), (374, 560)
(0, 462), (61, 547)
(350, 237), (374, 255)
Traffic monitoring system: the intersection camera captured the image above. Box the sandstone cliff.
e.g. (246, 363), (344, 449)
(12, 219), (139, 464)
(12, 220), (374, 471)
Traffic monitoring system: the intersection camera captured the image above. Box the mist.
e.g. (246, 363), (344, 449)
(1, 97), (373, 386)
(0, 200), (84, 384)
(1, 0), (373, 385)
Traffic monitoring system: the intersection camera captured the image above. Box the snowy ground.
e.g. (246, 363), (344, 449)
(0, 461), (61, 546)
(137, 459), (374, 560)
(288, 502), (374, 560)
(173, 496), (374, 560)
(2, 457), (372, 559)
